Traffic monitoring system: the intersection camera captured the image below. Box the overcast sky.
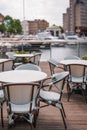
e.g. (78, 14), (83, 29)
(0, 0), (69, 26)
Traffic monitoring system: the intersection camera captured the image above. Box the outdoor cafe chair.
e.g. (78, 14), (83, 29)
(3, 59), (14, 71)
(0, 62), (3, 72)
(38, 71), (69, 129)
(4, 83), (40, 129)
(0, 89), (5, 127)
(63, 55), (81, 71)
(48, 58), (64, 75)
(29, 53), (41, 66)
(5, 52), (22, 69)
(67, 64), (87, 102)
(15, 63), (41, 71)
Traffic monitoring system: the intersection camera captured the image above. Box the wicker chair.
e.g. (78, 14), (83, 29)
(0, 89), (5, 127)
(29, 53), (41, 66)
(4, 83), (40, 129)
(38, 71), (69, 129)
(5, 52), (22, 69)
(15, 63), (41, 71)
(48, 58), (64, 75)
(67, 64), (87, 102)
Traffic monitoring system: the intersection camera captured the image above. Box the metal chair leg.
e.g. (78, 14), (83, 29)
(60, 109), (67, 129)
(1, 103), (4, 127)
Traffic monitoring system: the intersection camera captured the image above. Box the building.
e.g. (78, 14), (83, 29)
(21, 19), (49, 35)
(0, 13), (4, 25)
(63, 0), (87, 35)
(21, 20), (29, 35)
(46, 25), (61, 37)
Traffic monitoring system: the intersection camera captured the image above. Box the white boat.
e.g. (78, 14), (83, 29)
(63, 34), (79, 44)
(37, 31), (58, 40)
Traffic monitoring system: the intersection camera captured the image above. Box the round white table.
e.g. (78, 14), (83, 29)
(0, 58), (10, 63)
(14, 54), (34, 58)
(14, 54), (34, 63)
(60, 59), (87, 66)
(0, 70), (47, 84)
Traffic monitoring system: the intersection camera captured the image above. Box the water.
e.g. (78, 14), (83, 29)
(40, 43), (87, 61)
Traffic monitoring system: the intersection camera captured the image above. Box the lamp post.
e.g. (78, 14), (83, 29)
(22, 0), (25, 53)
(23, 0), (26, 35)
(23, 0), (25, 20)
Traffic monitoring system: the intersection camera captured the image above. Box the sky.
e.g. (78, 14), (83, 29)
(0, 0), (69, 26)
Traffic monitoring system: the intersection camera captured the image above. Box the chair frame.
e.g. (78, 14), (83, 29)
(67, 64), (86, 102)
(15, 63), (41, 71)
(29, 53), (41, 66)
(4, 83), (41, 129)
(3, 59), (14, 71)
(48, 58), (64, 75)
(38, 71), (69, 129)
(0, 89), (5, 127)
(5, 51), (22, 69)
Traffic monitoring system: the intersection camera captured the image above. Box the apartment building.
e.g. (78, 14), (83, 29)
(63, 0), (87, 35)
(21, 19), (49, 35)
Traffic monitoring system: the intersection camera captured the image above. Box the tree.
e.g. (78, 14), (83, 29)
(13, 19), (22, 34)
(4, 15), (22, 35)
(0, 23), (6, 33)
(59, 26), (64, 33)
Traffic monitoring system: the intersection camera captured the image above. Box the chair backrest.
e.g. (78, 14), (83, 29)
(6, 52), (16, 60)
(0, 62), (3, 72)
(51, 72), (69, 94)
(64, 55), (81, 71)
(3, 59), (14, 71)
(34, 53), (41, 65)
(29, 55), (35, 63)
(68, 64), (85, 82)
(15, 63), (41, 71)
(29, 53), (41, 66)
(48, 58), (59, 75)
(40, 72), (69, 102)
(64, 55), (80, 60)
(4, 83), (40, 111)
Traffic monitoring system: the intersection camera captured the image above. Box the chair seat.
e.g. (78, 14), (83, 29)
(40, 89), (60, 101)
(14, 62), (22, 67)
(69, 76), (84, 83)
(10, 102), (36, 113)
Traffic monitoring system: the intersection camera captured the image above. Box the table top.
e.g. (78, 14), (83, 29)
(14, 54), (34, 58)
(0, 58), (10, 63)
(0, 70), (47, 83)
(60, 59), (87, 66)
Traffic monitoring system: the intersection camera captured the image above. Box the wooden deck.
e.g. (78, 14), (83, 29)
(0, 61), (87, 130)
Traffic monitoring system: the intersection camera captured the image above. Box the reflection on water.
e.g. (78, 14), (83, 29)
(41, 43), (87, 61)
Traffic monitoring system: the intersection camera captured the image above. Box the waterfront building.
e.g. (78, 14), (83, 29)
(21, 19), (49, 35)
(63, 8), (70, 33)
(63, 0), (87, 35)
(21, 20), (29, 35)
(46, 25), (61, 37)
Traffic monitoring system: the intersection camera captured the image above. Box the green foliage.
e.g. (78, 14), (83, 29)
(82, 54), (87, 60)
(13, 50), (29, 54)
(0, 23), (6, 33)
(59, 26), (64, 33)
(13, 19), (22, 34)
(3, 15), (22, 34)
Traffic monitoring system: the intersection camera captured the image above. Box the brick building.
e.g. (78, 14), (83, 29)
(21, 19), (49, 35)
(63, 0), (87, 35)
(0, 13), (4, 25)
